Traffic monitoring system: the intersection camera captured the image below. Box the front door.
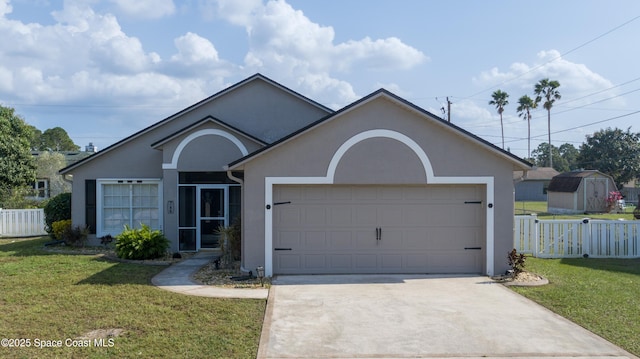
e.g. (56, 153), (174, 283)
(199, 187), (227, 249)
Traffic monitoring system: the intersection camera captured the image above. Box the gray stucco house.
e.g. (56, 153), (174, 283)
(513, 167), (559, 201)
(60, 74), (531, 276)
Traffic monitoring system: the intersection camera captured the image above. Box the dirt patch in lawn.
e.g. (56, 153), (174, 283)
(77, 328), (125, 340)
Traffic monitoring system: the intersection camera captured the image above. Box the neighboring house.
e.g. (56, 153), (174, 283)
(513, 167), (559, 201)
(60, 74), (531, 277)
(547, 170), (618, 214)
(31, 149), (95, 200)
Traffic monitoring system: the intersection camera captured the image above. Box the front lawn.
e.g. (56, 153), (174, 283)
(0, 237), (265, 358)
(511, 257), (640, 356)
(515, 201), (638, 220)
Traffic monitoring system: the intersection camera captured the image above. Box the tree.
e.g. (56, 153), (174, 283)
(531, 142), (575, 172)
(534, 79), (561, 169)
(558, 143), (579, 170)
(516, 95), (536, 158)
(39, 127), (80, 151)
(489, 89), (509, 149)
(34, 151), (71, 196)
(27, 125), (43, 151)
(577, 127), (640, 188)
(0, 105), (37, 207)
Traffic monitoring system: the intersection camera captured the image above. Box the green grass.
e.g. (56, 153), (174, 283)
(515, 201), (638, 220)
(511, 257), (640, 356)
(0, 237), (265, 358)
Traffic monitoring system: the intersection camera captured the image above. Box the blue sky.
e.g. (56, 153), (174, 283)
(1, 0), (639, 159)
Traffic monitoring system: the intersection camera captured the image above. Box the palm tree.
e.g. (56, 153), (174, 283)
(489, 90), (509, 149)
(516, 95), (535, 159)
(534, 79), (561, 168)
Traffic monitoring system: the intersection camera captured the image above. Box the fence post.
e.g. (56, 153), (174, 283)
(582, 218), (590, 257)
(533, 214), (539, 257)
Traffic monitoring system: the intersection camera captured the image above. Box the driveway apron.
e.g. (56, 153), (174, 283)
(258, 275), (637, 359)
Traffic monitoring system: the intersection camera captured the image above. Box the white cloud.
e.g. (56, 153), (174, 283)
(211, 0), (427, 107)
(171, 32), (219, 64)
(110, 0), (175, 19)
(473, 50), (616, 105)
(0, 66), (12, 92)
(201, 0), (262, 25)
(0, 0), (12, 17)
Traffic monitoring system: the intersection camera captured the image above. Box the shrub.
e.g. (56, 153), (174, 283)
(216, 218), (242, 263)
(43, 193), (71, 235)
(51, 219), (72, 240)
(62, 225), (89, 247)
(508, 248), (526, 276)
(115, 224), (169, 260)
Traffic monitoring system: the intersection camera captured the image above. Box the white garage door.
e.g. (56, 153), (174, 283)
(273, 185), (485, 274)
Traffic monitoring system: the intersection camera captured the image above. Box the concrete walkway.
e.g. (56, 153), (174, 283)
(151, 252), (268, 299)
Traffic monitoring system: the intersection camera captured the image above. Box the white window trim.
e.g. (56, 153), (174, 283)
(96, 178), (163, 237)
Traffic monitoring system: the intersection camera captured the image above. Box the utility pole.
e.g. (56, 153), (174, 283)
(446, 97), (452, 122)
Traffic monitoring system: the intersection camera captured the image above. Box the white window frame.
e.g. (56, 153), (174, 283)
(96, 178), (163, 237)
(30, 178), (50, 200)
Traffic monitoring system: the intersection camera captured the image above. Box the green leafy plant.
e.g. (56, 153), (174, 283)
(508, 248), (526, 276)
(51, 219), (72, 240)
(43, 192), (71, 235)
(115, 224), (169, 260)
(62, 225), (89, 247)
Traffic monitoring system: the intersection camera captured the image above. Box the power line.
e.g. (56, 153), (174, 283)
(503, 109), (640, 144)
(461, 14), (640, 100)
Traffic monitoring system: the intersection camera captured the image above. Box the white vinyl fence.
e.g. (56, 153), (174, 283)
(0, 208), (48, 237)
(514, 215), (640, 258)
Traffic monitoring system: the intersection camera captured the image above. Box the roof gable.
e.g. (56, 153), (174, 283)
(229, 89), (532, 170)
(60, 73), (333, 174)
(151, 116), (267, 149)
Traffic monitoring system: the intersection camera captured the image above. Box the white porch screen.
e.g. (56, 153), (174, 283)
(99, 180), (161, 235)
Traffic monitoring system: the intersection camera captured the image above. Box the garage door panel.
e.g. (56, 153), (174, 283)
(278, 208), (301, 226)
(354, 254), (377, 269)
(329, 207), (353, 226)
(355, 230), (378, 249)
(328, 231), (354, 250)
(303, 254), (326, 269)
(304, 207), (327, 226)
(405, 254), (428, 268)
(404, 228), (428, 248)
(378, 228), (403, 249)
(330, 254), (352, 269)
(380, 254), (403, 269)
(273, 185), (485, 274)
(277, 254), (301, 270)
(303, 231), (327, 249)
(276, 231), (301, 248)
(354, 206), (377, 226)
(380, 206), (403, 226)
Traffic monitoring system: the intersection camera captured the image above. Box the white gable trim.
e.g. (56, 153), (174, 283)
(263, 129), (495, 277)
(162, 129), (249, 170)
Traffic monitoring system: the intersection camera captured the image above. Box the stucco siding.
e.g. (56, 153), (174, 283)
(515, 181), (548, 201)
(240, 95), (520, 275)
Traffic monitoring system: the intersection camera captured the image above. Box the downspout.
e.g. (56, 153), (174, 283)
(224, 166), (249, 273)
(224, 166), (244, 185)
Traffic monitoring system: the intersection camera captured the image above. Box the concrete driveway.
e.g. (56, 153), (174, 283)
(257, 275), (637, 359)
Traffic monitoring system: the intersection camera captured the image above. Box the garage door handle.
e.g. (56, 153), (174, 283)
(376, 227), (381, 241)
(464, 247), (482, 250)
(274, 248), (292, 251)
